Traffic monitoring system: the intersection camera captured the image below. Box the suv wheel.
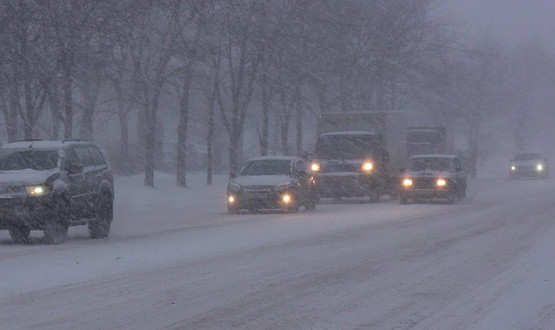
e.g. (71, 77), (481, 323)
(89, 192), (113, 239)
(9, 225), (30, 243)
(44, 198), (69, 244)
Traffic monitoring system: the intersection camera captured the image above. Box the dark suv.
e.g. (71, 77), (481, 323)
(0, 140), (114, 244)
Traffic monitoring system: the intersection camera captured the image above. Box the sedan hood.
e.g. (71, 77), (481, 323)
(233, 175), (291, 187)
(0, 169), (56, 185)
(404, 170), (455, 178)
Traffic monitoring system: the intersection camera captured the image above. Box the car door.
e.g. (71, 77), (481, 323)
(74, 146), (97, 216)
(64, 147), (89, 219)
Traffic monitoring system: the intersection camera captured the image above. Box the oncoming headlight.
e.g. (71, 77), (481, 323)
(361, 161), (374, 172)
(436, 178), (447, 187)
(228, 195), (236, 204)
(310, 162), (320, 172)
(25, 185), (48, 196)
(402, 178), (413, 187)
(282, 193), (292, 204)
(510, 165), (516, 171)
(536, 164), (544, 171)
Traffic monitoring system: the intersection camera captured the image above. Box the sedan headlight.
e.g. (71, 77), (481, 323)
(275, 182), (291, 192)
(25, 185), (49, 196)
(436, 178), (447, 187)
(228, 182), (242, 192)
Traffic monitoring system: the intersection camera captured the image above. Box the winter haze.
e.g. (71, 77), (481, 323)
(1, 1), (555, 329)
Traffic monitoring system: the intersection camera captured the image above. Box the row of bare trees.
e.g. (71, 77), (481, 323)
(1, 0), (554, 184)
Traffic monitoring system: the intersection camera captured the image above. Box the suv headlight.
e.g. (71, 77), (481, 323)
(228, 182), (242, 192)
(361, 161), (374, 172)
(25, 185), (49, 196)
(436, 178), (447, 187)
(275, 182), (291, 192)
(310, 162), (320, 172)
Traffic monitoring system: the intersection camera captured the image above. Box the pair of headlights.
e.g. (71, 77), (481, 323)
(310, 161), (374, 173)
(402, 178), (447, 187)
(510, 164), (545, 172)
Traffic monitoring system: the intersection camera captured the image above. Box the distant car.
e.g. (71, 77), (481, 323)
(226, 156), (317, 213)
(509, 152), (549, 179)
(0, 140), (114, 244)
(399, 154), (467, 204)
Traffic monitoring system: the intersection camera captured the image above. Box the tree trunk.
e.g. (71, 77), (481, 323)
(176, 65), (194, 187)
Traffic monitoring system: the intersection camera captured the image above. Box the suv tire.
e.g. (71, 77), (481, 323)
(44, 198), (69, 244)
(89, 193), (113, 239)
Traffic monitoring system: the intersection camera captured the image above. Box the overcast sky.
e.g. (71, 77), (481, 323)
(437, 0), (555, 51)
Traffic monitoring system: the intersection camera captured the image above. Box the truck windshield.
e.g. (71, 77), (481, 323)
(314, 134), (383, 159)
(0, 149), (59, 171)
(239, 159), (292, 176)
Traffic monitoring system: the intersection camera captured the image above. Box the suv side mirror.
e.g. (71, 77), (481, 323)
(67, 162), (84, 174)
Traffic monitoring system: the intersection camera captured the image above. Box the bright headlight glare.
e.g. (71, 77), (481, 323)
(402, 178), (413, 187)
(311, 162), (320, 172)
(436, 178), (447, 187)
(282, 194), (292, 204)
(510, 165), (516, 171)
(361, 161), (374, 172)
(228, 195), (235, 204)
(25, 185), (48, 196)
(537, 164), (544, 171)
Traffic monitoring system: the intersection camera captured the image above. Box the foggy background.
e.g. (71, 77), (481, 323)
(1, 0), (554, 185)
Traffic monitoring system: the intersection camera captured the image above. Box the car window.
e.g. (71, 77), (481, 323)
(75, 147), (93, 166)
(87, 146), (106, 166)
(0, 149), (59, 171)
(295, 160), (307, 173)
(409, 157), (454, 171)
(514, 153), (542, 160)
(240, 160), (292, 176)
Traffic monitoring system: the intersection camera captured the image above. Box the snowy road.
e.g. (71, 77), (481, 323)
(1, 173), (555, 329)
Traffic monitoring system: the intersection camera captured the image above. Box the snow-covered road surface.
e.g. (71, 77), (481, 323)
(1, 173), (555, 329)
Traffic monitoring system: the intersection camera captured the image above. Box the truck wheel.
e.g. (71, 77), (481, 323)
(89, 193), (113, 239)
(44, 198), (69, 244)
(368, 190), (380, 203)
(9, 225), (30, 243)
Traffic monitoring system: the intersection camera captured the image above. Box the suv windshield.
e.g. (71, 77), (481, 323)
(514, 153), (543, 161)
(0, 149), (59, 171)
(315, 134), (384, 159)
(240, 160), (291, 176)
(408, 157), (454, 172)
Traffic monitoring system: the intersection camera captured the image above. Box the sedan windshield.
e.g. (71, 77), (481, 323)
(514, 153), (543, 161)
(0, 149), (59, 171)
(239, 159), (291, 176)
(408, 157), (454, 171)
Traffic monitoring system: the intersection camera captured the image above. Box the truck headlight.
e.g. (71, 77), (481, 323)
(282, 193), (292, 204)
(436, 178), (447, 187)
(402, 178), (413, 187)
(311, 162), (320, 172)
(25, 185), (49, 196)
(361, 161), (374, 172)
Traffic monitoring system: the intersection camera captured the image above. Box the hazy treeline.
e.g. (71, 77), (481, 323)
(1, 0), (554, 184)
